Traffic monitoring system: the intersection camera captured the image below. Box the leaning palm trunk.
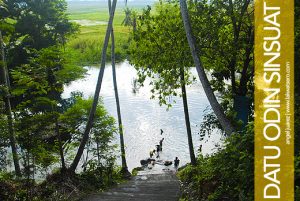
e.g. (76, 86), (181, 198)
(0, 31), (21, 177)
(55, 119), (66, 170)
(179, 0), (235, 135)
(180, 67), (196, 165)
(69, 0), (118, 172)
(108, 0), (130, 177)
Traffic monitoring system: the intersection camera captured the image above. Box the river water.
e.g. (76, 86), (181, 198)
(62, 61), (222, 171)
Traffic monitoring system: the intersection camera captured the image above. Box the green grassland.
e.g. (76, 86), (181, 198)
(66, 1), (153, 65)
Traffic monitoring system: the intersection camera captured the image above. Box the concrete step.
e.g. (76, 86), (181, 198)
(85, 194), (179, 201)
(82, 172), (181, 201)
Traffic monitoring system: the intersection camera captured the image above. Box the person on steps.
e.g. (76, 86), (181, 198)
(156, 144), (160, 153)
(156, 150), (160, 159)
(174, 157), (180, 170)
(159, 138), (164, 151)
(199, 144), (202, 153)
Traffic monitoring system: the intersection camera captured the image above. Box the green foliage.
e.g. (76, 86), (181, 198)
(296, 185), (300, 201)
(1, 0), (79, 93)
(0, 113), (8, 169)
(15, 112), (58, 171)
(0, 1), (124, 200)
(60, 96), (116, 166)
(4, 0), (78, 50)
(178, 123), (254, 201)
(60, 96), (115, 138)
(0, 95), (119, 200)
(129, 0), (253, 114)
(131, 166), (143, 176)
(1, 0), (84, 111)
(199, 108), (222, 138)
(122, 7), (137, 27)
(189, 0), (254, 96)
(0, 167), (124, 201)
(11, 46), (85, 112)
(129, 2), (195, 107)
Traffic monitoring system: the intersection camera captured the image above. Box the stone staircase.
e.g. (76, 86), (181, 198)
(83, 171), (181, 201)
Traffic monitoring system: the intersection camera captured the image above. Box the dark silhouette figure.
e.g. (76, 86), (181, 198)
(160, 129), (163, 135)
(174, 157), (180, 169)
(159, 138), (164, 146)
(156, 144), (160, 153)
(156, 151), (160, 159)
(159, 138), (164, 151)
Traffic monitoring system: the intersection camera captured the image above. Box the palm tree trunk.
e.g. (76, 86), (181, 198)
(111, 28), (130, 176)
(179, 0), (235, 135)
(69, 0), (118, 172)
(180, 67), (196, 165)
(55, 119), (66, 171)
(109, 1), (130, 176)
(0, 31), (21, 177)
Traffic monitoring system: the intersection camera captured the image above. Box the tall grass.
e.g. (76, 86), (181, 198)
(66, 1), (138, 65)
(67, 24), (130, 65)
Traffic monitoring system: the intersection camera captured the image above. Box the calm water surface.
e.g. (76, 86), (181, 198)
(62, 61), (222, 171)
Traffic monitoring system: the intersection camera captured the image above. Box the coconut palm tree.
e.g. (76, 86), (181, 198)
(179, 0), (235, 136)
(122, 7), (133, 26)
(108, 0), (131, 177)
(69, 0), (118, 172)
(122, 7), (137, 32)
(0, 30), (21, 177)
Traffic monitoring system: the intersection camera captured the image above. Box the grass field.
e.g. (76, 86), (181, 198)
(66, 1), (155, 65)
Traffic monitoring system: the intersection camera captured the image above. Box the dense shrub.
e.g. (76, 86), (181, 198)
(178, 123), (254, 201)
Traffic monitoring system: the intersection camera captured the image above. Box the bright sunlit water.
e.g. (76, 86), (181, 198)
(62, 61), (222, 171)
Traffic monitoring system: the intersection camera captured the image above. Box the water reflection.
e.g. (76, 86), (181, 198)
(63, 61), (222, 171)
